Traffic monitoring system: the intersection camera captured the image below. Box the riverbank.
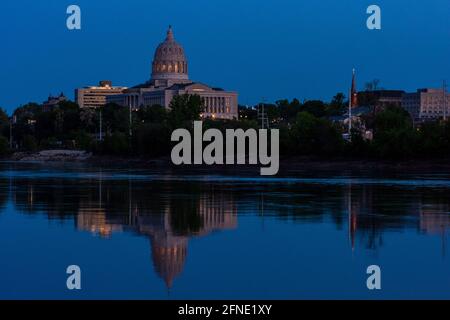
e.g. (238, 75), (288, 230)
(88, 154), (450, 173)
(4, 150), (450, 174)
(9, 150), (92, 162)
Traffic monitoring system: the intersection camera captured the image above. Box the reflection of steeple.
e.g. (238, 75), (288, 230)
(347, 185), (357, 251)
(28, 185), (34, 208)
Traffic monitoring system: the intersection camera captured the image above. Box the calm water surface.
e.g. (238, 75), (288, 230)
(1, 162), (450, 299)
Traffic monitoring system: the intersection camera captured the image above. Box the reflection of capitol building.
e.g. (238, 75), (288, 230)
(6, 176), (238, 289)
(69, 188), (237, 288)
(135, 194), (237, 288)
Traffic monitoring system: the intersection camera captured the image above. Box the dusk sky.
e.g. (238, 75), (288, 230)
(1, 0), (449, 113)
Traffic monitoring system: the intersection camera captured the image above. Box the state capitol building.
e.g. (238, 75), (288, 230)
(76, 26), (238, 120)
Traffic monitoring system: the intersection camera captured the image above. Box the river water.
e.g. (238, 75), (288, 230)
(0, 162), (450, 299)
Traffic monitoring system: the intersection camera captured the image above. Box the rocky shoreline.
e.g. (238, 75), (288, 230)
(4, 150), (450, 174)
(10, 150), (93, 162)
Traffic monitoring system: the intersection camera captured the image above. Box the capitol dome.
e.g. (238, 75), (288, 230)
(151, 26), (189, 81)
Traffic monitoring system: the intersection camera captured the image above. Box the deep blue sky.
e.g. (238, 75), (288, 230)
(1, 0), (449, 113)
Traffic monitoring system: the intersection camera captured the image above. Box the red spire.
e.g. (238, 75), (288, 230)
(351, 69), (358, 108)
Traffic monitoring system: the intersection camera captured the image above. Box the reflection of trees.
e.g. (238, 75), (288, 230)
(0, 180), (10, 213)
(168, 196), (203, 236)
(235, 183), (450, 251)
(11, 178), (80, 219)
(5, 174), (450, 281)
(346, 186), (450, 251)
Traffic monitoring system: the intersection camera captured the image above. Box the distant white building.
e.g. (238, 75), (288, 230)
(402, 88), (450, 122)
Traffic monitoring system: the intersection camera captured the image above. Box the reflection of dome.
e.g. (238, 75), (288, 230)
(151, 26), (189, 81)
(151, 237), (188, 289)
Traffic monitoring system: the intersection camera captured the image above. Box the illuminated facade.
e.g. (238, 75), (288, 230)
(107, 26), (238, 120)
(402, 88), (450, 122)
(75, 80), (128, 108)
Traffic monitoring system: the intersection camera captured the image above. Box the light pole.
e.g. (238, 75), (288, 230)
(99, 109), (103, 141)
(348, 88), (352, 137)
(129, 103), (132, 138)
(443, 80), (447, 121)
(9, 116), (13, 149)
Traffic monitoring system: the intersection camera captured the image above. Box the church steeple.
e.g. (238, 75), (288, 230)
(351, 68), (358, 108)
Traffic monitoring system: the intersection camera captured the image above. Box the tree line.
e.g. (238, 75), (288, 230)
(1, 93), (450, 160)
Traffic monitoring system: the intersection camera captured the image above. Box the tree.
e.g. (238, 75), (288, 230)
(301, 100), (327, 118)
(135, 123), (170, 157)
(348, 128), (372, 157)
(326, 93), (347, 116)
(22, 135), (38, 152)
(137, 104), (167, 124)
(373, 105), (412, 134)
(60, 102), (81, 136)
(276, 99), (302, 123)
(102, 132), (129, 155)
(102, 103), (129, 134)
(169, 195), (203, 235)
(365, 79), (381, 91)
(291, 112), (344, 156)
(80, 108), (98, 133)
(416, 121), (450, 158)
(168, 94), (204, 129)
(374, 127), (419, 159)
(0, 136), (9, 156)
(35, 111), (56, 141)
(13, 103), (40, 143)
(0, 108), (10, 138)
(75, 130), (94, 151)
(263, 103), (280, 123)
(372, 106), (418, 159)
